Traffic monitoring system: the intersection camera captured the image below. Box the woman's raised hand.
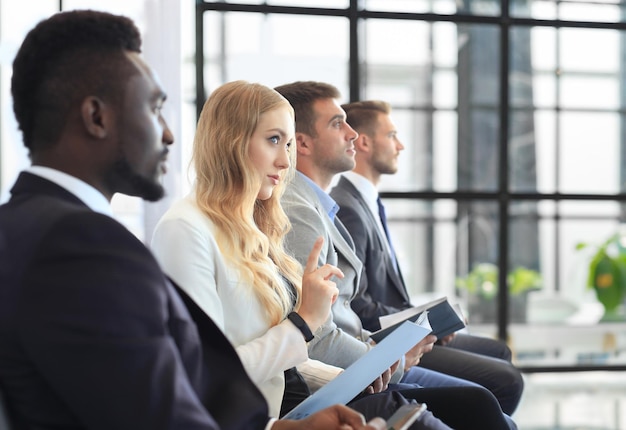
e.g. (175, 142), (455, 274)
(298, 236), (343, 333)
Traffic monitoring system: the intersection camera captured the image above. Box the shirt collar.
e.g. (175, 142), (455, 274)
(343, 172), (378, 207)
(26, 166), (114, 217)
(342, 171), (379, 208)
(341, 171), (388, 239)
(298, 171), (339, 221)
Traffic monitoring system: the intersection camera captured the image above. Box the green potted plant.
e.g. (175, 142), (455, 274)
(455, 263), (542, 323)
(576, 233), (626, 321)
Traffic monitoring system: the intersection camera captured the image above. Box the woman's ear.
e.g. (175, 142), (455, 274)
(80, 96), (109, 139)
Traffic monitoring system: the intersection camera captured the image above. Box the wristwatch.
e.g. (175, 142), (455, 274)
(287, 312), (314, 342)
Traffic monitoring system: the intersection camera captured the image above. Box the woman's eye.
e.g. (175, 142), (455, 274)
(269, 136), (280, 144)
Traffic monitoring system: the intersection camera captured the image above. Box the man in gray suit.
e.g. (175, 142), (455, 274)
(330, 100), (524, 415)
(276, 81), (518, 430)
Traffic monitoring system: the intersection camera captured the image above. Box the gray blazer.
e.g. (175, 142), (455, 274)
(282, 173), (371, 370)
(330, 177), (411, 331)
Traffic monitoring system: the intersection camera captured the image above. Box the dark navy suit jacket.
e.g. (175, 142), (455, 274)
(330, 177), (411, 331)
(0, 172), (270, 430)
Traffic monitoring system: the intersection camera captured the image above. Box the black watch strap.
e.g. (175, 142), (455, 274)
(287, 312), (314, 342)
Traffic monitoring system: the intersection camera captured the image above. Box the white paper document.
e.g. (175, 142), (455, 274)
(372, 296), (464, 343)
(283, 320), (430, 420)
(379, 297), (448, 330)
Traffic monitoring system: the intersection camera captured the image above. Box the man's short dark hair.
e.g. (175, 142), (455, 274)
(11, 10), (142, 152)
(274, 81), (341, 137)
(342, 100), (391, 137)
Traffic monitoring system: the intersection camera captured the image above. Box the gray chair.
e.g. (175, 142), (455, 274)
(0, 388), (13, 430)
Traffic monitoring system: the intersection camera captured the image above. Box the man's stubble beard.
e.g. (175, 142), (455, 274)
(106, 155), (165, 202)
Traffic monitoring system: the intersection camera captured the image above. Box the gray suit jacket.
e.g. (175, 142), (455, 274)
(281, 173), (371, 370)
(330, 177), (411, 331)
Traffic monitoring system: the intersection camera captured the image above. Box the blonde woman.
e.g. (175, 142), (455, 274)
(151, 81), (452, 430)
(151, 81), (342, 417)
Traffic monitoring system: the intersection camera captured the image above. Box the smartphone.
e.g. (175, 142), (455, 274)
(386, 403), (427, 430)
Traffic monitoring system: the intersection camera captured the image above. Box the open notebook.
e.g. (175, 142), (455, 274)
(370, 296), (465, 344)
(283, 320), (431, 420)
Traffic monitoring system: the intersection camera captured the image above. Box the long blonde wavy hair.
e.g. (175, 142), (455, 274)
(192, 80), (303, 326)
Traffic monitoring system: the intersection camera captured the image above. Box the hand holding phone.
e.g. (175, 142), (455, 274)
(386, 403), (427, 430)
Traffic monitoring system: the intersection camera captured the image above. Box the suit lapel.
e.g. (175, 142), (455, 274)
(338, 178), (410, 303)
(342, 179), (389, 253)
(316, 203), (361, 274)
(297, 175), (364, 280)
(330, 215), (362, 273)
(10, 172), (88, 207)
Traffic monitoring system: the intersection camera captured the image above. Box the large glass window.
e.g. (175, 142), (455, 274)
(196, 1), (626, 377)
(201, 12), (349, 92)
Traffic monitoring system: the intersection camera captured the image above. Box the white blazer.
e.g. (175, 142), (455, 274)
(151, 195), (315, 417)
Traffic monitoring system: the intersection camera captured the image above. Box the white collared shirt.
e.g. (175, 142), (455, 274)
(341, 171), (398, 270)
(26, 166), (113, 217)
(341, 171), (387, 242)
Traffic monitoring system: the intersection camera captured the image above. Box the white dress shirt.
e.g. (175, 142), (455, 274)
(341, 171), (394, 259)
(26, 166), (113, 217)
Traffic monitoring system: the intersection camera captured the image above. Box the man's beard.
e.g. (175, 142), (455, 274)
(372, 156), (398, 176)
(107, 156), (165, 202)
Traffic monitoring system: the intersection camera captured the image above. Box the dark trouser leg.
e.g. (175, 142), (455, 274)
(419, 343), (524, 414)
(348, 391), (452, 430)
(397, 386), (518, 430)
